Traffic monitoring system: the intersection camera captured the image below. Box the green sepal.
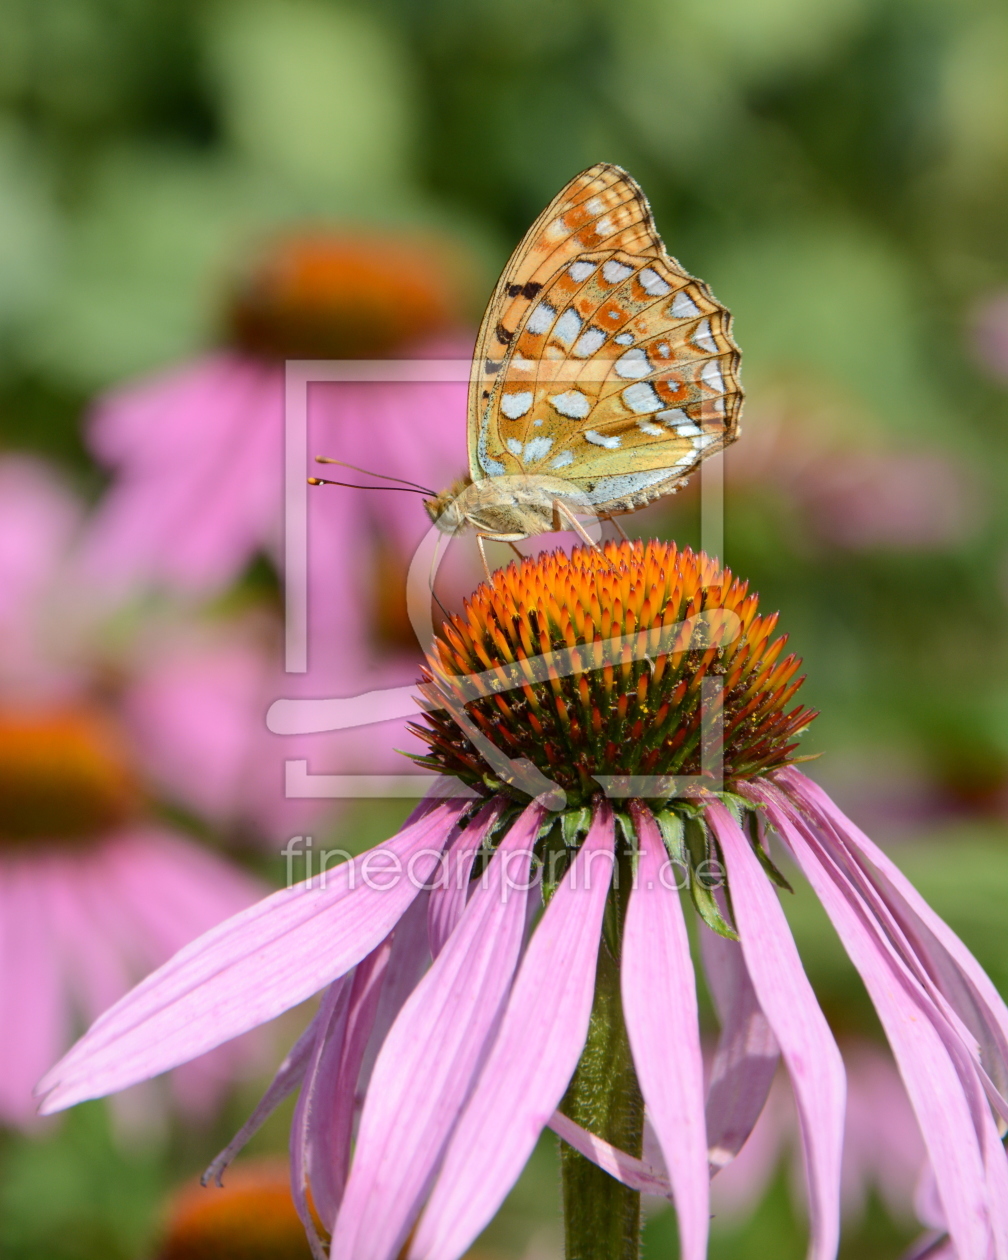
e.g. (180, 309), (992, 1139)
(561, 805), (592, 850)
(684, 817), (738, 940)
(746, 810), (794, 893)
(718, 791), (754, 828)
(614, 810), (637, 854)
(541, 820), (570, 907)
(654, 810), (686, 866)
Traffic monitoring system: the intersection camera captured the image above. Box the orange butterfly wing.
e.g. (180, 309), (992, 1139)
(468, 164), (742, 512)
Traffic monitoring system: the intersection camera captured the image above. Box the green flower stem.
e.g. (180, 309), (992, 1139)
(559, 850), (643, 1260)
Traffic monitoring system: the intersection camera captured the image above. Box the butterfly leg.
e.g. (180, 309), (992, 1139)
(552, 499), (605, 555)
(476, 534), (493, 583)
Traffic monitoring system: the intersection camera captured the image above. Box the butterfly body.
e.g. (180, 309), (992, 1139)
(428, 162), (742, 546)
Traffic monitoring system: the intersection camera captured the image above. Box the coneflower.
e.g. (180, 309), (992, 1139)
(37, 541), (1008, 1260)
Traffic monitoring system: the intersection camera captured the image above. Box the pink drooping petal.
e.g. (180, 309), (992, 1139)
(781, 767), (1008, 1109)
(408, 802), (615, 1260)
(355, 890), (431, 1103)
(290, 978), (354, 1260)
(622, 804), (708, 1260)
(37, 801), (462, 1111)
(699, 902), (780, 1172)
(759, 791), (993, 1260)
(706, 801), (845, 1260)
(770, 781), (1003, 1127)
(203, 1009), (324, 1186)
(45, 856), (133, 1027)
(124, 635), (274, 827)
(709, 1071), (792, 1220)
(426, 802), (502, 959)
(0, 862), (67, 1125)
(774, 773), (1008, 1237)
(332, 802), (542, 1260)
(307, 941), (392, 1232)
(80, 354), (284, 594)
(982, 1094), (1008, 1260)
(548, 1111), (673, 1199)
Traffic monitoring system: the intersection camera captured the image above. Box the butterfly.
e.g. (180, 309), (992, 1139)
(421, 163), (743, 568)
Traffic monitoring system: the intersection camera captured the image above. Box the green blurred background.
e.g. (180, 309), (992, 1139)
(1, 0), (1007, 1256)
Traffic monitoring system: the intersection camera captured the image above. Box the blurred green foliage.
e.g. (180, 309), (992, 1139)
(0, 0), (1006, 1257)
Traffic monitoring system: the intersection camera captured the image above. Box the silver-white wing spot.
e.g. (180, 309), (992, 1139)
(670, 291), (701, 319)
(595, 215), (615, 238)
(501, 390), (533, 419)
(701, 360), (725, 394)
(614, 332), (634, 345)
(674, 421), (701, 437)
(586, 196), (606, 215)
(602, 260), (633, 284)
(527, 301), (556, 335)
(510, 351), (535, 374)
(506, 437), (522, 455)
(692, 319), (717, 353)
(554, 308), (583, 346)
(622, 382), (663, 414)
(586, 469), (671, 504)
(614, 348), (651, 379)
(584, 430), (622, 448)
(523, 436), (553, 462)
(658, 408), (689, 424)
(572, 327), (606, 358)
(637, 419), (665, 437)
(550, 390), (592, 420)
(552, 450), (575, 469)
(639, 267), (671, 296)
(568, 260), (596, 283)
(694, 433), (718, 450)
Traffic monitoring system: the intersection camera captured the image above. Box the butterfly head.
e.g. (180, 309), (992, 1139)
(424, 476), (474, 534)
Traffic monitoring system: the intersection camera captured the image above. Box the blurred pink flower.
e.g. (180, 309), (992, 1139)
(0, 456), (266, 1128)
(710, 1041), (927, 1227)
(78, 346), (469, 606)
(77, 229), (475, 620)
(725, 400), (979, 551)
(972, 292), (1008, 384)
(76, 231), (481, 802)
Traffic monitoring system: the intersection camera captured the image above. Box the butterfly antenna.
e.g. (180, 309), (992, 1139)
(307, 477), (431, 495)
(314, 456), (436, 497)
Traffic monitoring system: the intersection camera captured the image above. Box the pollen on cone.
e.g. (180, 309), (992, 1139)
(411, 540), (816, 804)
